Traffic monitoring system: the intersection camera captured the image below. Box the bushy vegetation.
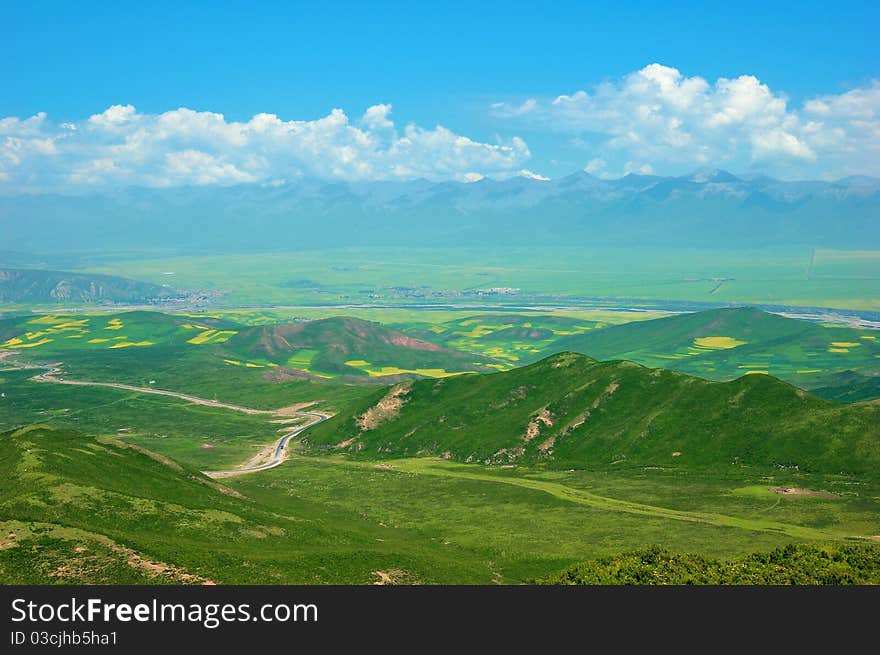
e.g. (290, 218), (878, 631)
(535, 543), (880, 585)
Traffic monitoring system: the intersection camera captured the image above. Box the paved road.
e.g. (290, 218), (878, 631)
(203, 411), (330, 478)
(14, 359), (331, 478)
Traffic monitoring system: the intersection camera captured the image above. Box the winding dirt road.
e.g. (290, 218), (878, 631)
(35, 366), (277, 415)
(14, 359), (331, 478)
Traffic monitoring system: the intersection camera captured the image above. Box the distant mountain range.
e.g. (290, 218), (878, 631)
(2, 170), (877, 251)
(0, 268), (176, 304)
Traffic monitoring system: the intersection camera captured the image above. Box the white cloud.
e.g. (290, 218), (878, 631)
(68, 158), (121, 185)
(0, 104), (529, 191)
(491, 98), (537, 117)
(361, 104), (394, 131)
(163, 150), (257, 185)
(0, 112), (48, 136)
(492, 64), (880, 179)
(623, 162), (654, 175)
(88, 104), (137, 127)
(749, 130), (816, 162)
(584, 158), (606, 174)
(518, 169), (550, 181)
(805, 84), (880, 120)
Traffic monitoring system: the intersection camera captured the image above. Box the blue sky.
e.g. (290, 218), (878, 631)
(3, 1), (879, 189)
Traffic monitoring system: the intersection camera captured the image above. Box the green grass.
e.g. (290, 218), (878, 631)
(0, 426), (499, 584)
(0, 310), (237, 354)
(397, 313), (610, 367)
(0, 369), (289, 470)
(0, 312), (387, 413)
(227, 452), (880, 583)
(0, 521), (181, 584)
(281, 455), (873, 541)
(3, 418), (878, 585)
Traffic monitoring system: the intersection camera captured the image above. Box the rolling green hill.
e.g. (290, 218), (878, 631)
(0, 424), (288, 584)
(399, 313), (604, 366)
(303, 352), (880, 476)
(548, 307), (880, 396)
(0, 312), (497, 407)
(0, 311), (386, 413)
(0, 425), (495, 584)
(0, 310), (236, 354)
(810, 371), (880, 403)
(0, 268), (176, 304)
(225, 316), (496, 378)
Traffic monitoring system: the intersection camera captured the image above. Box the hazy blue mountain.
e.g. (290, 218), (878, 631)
(1, 171), (877, 252)
(0, 268), (177, 304)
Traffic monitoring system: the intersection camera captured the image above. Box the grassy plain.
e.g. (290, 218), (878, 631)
(75, 247), (880, 311)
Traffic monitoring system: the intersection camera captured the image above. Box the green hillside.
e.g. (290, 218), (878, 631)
(0, 310), (236, 354)
(0, 368), (296, 470)
(400, 313), (604, 365)
(225, 316), (496, 378)
(303, 352), (880, 476)
(0, 311), (505, 418)
(0, 312), (494, 381)
(0, 268), (176, 304)
(810, 371), (880, 403)
(3, 402), (879, 584)
(549, 307), (880, 396)
(534, 544), (880, 585)
(0, 425), (494, 584)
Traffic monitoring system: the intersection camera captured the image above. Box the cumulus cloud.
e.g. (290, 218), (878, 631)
(492, 64), (880, 179)
(88, 104), (138, 127)
(0, 104), (530, 191)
